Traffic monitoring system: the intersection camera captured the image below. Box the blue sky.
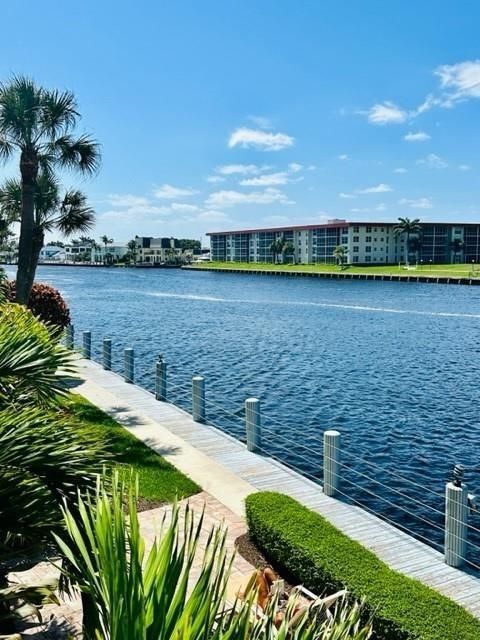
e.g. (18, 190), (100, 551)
(2, 1), (480, 244)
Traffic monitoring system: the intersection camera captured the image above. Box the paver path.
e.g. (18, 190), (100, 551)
(11, 492), (254, 638)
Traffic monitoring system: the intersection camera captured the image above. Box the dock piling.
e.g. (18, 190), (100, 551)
(192, 375), (206, 423)
(65, 324), (74, 349)
(155, 356), (167, 401)
(82, 330), (91, 359)
(124, 348), (135, 383)
(245, 398), (262, 452)
(445, 476), (468, 567)
(323, 430), (341, 497)
(102, 338), (112, 370)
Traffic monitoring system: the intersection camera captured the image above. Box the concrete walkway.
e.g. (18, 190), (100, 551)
(73, 358), (480, 618)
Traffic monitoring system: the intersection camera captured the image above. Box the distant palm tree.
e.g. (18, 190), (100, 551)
(333, 244), (348, 269)
(408, 236), (422, 264)
(127, 239), (137, 265)
(269, 238), (285, 264)
(0, 174), (94, 291)
(394, 217), (421, 266)
(282, 240), (295, 264)
(100, 235), (113, 265)
(0, 76), (100, 303)
(450, 238), (464, 263)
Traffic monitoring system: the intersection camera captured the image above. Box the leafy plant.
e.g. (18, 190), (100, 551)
(0, 303), (73, 406)
(54, 476), (372, 640)
(5, 281), (70, 328)
(246, 492), (480, 640)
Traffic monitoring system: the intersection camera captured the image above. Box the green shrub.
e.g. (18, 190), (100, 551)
(5, 280), (70, 328)
(246, 492), (480, 640)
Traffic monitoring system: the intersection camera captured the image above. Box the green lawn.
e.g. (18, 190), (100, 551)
(191, 261), (480, 279)
(62, 394), (200, 504)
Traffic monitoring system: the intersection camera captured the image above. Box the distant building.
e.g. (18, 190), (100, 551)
(64, 242), (128, 263)
(39, 245), (65, 262)
(134, 236), (193, 264)
(208, 220), (480, 265)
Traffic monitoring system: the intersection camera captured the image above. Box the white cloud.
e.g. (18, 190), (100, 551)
(240, 172), (289, 186)
(404, 131), (431, 142)
(288, 162), (303, 173)
(350, 204), (387, 213)
(107, 194), (150, 207)
(458, 164), (471, 171)
(307, 165), (317, 171)
(248, 115), (273, 129)
(366, 101), (408, 125)
(153, 184), (199, 199)
(170, 203), (200, 212)
(205, 188), (294, 208)
(339, 192), (356, 199)
(338, 154), (350, 160)
(356, 183), (393, 194)
(206, 175), (226, 183)
(416, 153), (448, 169)
(216, 164), (270, 176)
(399, 197), (433, 209)
(394, 167), (407, 173)
(197, 210), (229, 221)
(434, 60), (480, 104)
(228, 127), (294, 151)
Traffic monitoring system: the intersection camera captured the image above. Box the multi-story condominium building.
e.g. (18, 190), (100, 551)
(208, 220), (480, 265)
(134, 236), (193, 264)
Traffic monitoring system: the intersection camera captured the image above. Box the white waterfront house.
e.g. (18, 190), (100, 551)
(64, 242), (128, 263)
(134, 236), (193, 264)
(39, 245), (66, 262)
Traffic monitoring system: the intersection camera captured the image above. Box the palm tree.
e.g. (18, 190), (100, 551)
(0, 174), (94, 293)
(408, 236), (422, 264)
(0, 76), (100, 303)
(393, 217), (421, 266)
(450, 238), (464, 263)
(282, 240), (295, 264)
(100, 235), (113, 264)
(333, 244), (348, 269)
(127, 239), (137, 265)
(269, 237), (285, 264)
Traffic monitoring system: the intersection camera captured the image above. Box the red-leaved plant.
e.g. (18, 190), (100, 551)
(5, 281), (71, 329)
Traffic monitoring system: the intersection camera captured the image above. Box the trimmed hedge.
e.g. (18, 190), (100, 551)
(246, 492), (480, 640)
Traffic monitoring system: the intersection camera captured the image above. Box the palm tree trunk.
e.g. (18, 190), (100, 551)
(16, 150), (38, 304)
(25, 227), (44, 296)
(405, 231), (410, 266)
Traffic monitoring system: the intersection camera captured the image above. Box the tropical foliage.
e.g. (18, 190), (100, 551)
(333, 244), (348, 269)
(54, 475), (372, 640)
(393, 217), (421, 266)
(0, 173), (95, 293)
(0, 75), (100, 303)
(5, 281), (71, 328)
(0, 303), (73, 406)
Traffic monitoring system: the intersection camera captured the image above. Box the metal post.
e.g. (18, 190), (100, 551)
(192, 376), (205, 422)
(245, 398), (262, 452)
(103, 338), (112, 370)
(155, 357), (167, 401)
(323, 430), (341, 497)
(445, 477), (468, 567)
(82, 330), (91, 359)
(65, 324), (74, 349)
(124, 348), (134, 383)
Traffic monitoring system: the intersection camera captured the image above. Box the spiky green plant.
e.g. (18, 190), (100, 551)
(54, 475), (372, 640)
(0, 303), (74, 407)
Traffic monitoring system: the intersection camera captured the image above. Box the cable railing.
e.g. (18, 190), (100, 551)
(64, 324), (480, 573)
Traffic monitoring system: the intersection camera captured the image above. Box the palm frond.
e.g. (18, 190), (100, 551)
(0, 178), (21, 223)
(0, 303), (74, 407)
(0, 75), (42, 145)
(46, 133), (101, 175)
(37, 88), (79, 139)
(56, 189), (95, 236)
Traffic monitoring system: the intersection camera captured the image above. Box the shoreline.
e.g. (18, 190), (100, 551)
(183, 265), (480, 286)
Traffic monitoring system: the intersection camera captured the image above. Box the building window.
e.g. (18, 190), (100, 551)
(353, 246), (359, 253)
(353, 236), (359, 242)
(365, 246), (372, 253)
(365, 236), (372, 242)
(366, 226), (372, 232)
(365, 256), (371, 262)
(353, 256), (359, 263)
(353, 226), (359, 232)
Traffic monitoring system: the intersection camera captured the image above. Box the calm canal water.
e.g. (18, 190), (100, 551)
(29, 266), (480, 564)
